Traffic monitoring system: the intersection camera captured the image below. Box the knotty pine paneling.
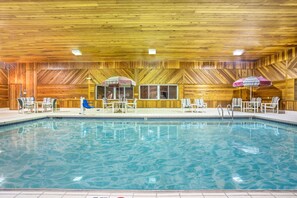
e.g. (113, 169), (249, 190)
(37, 85), (88, 101)
(138, 69), (183, 84)
(183, 85), (236, 108)
(255, 56), (297, 81)
(0, 68), (8, 107)
(0, 85), (8, 108)
(1, 2), (297, 62)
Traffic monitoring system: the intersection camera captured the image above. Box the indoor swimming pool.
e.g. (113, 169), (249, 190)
(0, 118), (296, 190)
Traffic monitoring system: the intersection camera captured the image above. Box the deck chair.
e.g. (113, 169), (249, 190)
(102, 97), (113, 112)
(181, 98), (191, 112)
(261, 96), (280, 113)
(232, 98), (243, 111)
(126, 98), (137, 112)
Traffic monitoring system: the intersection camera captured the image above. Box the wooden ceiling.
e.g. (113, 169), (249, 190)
(0, 0), (297, 62)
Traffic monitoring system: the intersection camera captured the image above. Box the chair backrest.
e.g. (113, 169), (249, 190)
(251, 98), (256, 102)
(133, 98), (137, 104)
(256, 97), (262, 107)
(83, 99), (93, 109)
(181, 98), (191, 108)
(232, 98), (242, 107)
(17, 98), (24, 108)
(103, 97), (108, 104)
(271, 97), (280, 108)
(195, 99), (202, 107)
(52, 98), (57, 107)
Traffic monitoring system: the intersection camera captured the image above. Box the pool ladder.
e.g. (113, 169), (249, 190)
(217, 104), (234, 119)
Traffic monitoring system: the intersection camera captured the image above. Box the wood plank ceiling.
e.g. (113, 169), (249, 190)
(0, 0), (297, 62)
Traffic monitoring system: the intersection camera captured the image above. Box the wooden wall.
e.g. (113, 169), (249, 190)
(3, 56), (297, 110)
(0, 68), (8, 108)
(4, 61), (255, 109)
(255, 54), (297, 111)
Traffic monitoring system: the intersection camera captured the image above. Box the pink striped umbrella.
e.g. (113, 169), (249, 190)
(233, 76), (271, 87)
(233, 76), (272, 100)
(102, 76), (136, 87)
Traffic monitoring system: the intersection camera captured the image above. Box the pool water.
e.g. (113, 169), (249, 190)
(0, 118), (296, 189)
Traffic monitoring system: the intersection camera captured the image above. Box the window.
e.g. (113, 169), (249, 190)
(96, 85), (134, 100)
(139, 85), (178, 100)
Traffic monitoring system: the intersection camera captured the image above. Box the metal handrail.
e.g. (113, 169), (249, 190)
(217, 105), (224, 119)
(226, 104), (234, 119)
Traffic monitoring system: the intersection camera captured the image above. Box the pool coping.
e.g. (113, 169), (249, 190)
(1, 114), (297, 127)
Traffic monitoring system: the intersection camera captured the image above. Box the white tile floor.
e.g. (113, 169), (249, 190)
(0, 107), (297, 197)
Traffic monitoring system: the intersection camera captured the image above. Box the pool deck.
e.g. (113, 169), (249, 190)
(0, 107), (297, 197)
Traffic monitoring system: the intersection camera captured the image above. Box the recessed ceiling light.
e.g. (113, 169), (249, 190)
(72, 49), (82, 56)
(233, 49), (245, 56)
(148, 49), (156, 55)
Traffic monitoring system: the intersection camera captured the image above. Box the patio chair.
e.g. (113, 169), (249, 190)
(51, 98), (57, 112)
(181, 98), (191, 112)
(17, 98), (25, 114)
(83, 99), (94, 109)
(232, 98), (243, 111)
(126, 98), (137, 112)
(192, 98), (207, 112)
(261, 96), (280, 113)
(102, 97), (113, 112)
(42, 97), (52, 112)
(18, 97), (35, 113)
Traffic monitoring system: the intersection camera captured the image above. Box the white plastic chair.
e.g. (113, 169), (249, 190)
(261, 97), (280, 113)
(232, 98), (243, 111)
(181, 98), (191, 112)
(126, 98), (137, 112)
(102, 97), (113, 112)
(193, 98), (207, 112)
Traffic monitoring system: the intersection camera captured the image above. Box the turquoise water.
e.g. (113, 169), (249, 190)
(0, 118), (296, 189)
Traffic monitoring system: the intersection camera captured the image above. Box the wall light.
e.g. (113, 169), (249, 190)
(233, 49), (245, 56)
(72, 49), (82, 56)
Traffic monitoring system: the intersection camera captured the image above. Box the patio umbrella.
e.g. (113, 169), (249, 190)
(102, 76), (136, 87)
(233, 76), (272, 100)
(102, 76), (136, 99)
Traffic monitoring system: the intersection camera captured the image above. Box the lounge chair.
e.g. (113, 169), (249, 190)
(17, 97), (35, 113)
(232, 98), (243, 111)
(102, 97), (113, 112)
(261, 96), (280, 113)
(126, 98), (137, 112)
(181, 98), (191, 112)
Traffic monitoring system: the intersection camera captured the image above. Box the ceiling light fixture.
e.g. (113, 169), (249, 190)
(148, 49), (156, 55)
(72, 49), (82, 56)
(233, 49), (245, 56)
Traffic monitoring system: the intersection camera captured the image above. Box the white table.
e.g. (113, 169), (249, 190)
(112, 101), (127, 113)
(242, 101), (261, 113)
